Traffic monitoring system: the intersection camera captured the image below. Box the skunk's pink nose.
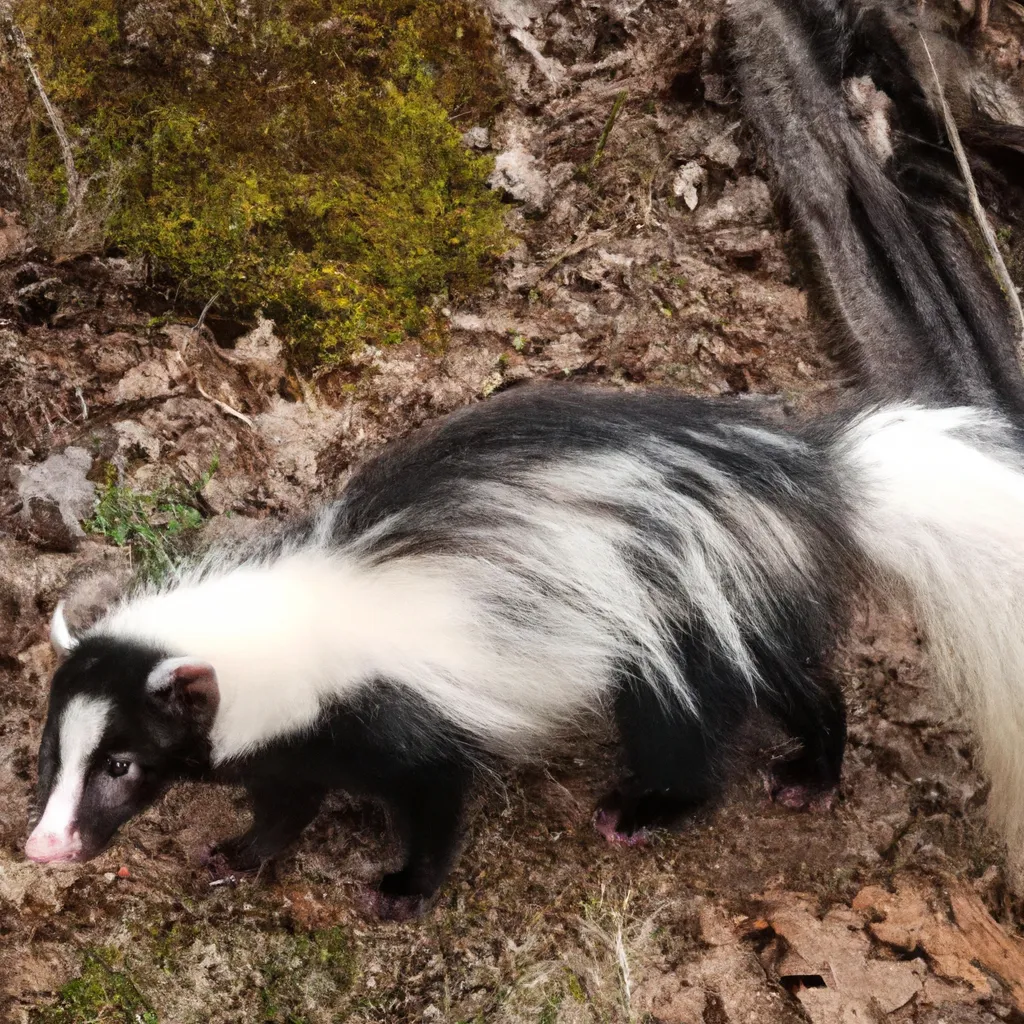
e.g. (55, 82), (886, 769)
(25, 827), (82, 863)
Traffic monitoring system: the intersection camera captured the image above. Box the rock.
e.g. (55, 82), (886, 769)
(229, 316), (286, 395)
(60, 560), (129, 634)
(0, 209), (29, 261)
(509, 27), (567, 85)
(233, 316), (284, 371)
(711, 227), (773, 267)
(483, 0), (540, 30)
(673, 161), (707, 211)
(702, 73), (730, 107)
(695, 176), (773, 231)
(488, 147), (551, 213)
(13, 448), (95, 551)
(200, 474), (255, 515)
(14, 277), (62, 324)
(0, 860), (79, 912)
(112, 357), (175, 403)
(93, 333), (143, 375)
(255, 396), (344, 491)
(461, 126), (491, 149)
(703, 124), (742, 169)
(112, 420), (163, 462)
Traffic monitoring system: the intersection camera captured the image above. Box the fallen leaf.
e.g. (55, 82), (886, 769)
(854, 876), (1024, 1008)
(761, 892), (926, 1023)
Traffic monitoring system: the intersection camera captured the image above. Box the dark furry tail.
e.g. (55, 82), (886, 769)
(728, 0), (1024, 410)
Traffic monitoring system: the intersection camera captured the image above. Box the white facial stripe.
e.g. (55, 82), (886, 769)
(35, 694), (112, 839)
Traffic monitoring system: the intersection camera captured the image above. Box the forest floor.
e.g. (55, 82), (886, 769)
(2, 0), (1024, 1021)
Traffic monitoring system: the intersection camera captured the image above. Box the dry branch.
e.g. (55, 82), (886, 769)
(921, 35), (1024, 358)
(0, 4), (83, 225)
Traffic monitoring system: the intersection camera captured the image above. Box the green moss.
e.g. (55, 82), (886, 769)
(31, 948), (158, 1024)
(16, 0), (509, 367)
(537, 993), (563, 1024)
(564, 970), (587, 1002)
(258, 926), (357, 1023)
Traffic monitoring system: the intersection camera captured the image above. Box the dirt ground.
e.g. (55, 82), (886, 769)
(3, 0), (1024, 1021)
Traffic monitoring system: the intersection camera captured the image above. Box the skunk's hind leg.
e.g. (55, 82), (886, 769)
(760, 672), (846, 811)
(596, 667), (746, 844)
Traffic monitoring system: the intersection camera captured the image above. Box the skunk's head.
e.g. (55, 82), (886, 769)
(26, 604), (219, 865)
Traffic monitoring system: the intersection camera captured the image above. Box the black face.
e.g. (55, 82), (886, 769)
(27, 637), (214, 864)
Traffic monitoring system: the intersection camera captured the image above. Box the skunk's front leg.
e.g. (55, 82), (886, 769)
(211, 779), (327, 873)
(370, 759), (471, 921)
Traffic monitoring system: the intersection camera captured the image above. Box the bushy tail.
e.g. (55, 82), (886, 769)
(728, 0), (1024, 411)
(837, 403), (1024, 876)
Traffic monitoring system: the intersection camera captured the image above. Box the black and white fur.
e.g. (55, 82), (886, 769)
(27, 388), (1024, 912)
(27, 0), (1024, 914)
(729, 0), (1024, 411)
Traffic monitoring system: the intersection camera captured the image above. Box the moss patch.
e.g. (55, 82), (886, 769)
(259, 927), (357, 1022)
(16, 0), (508, 366)
(30, 948), (158, 1024)
(125, 915), (357, 1023)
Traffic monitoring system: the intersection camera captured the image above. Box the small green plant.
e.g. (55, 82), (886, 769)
(84, 460), (217, 579)
(538, 993), (563, 1024)
(30, 948), (158, 1024)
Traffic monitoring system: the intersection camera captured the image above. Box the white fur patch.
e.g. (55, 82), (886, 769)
(27, 694), (111, 859)
(838, 404), (1024, 884)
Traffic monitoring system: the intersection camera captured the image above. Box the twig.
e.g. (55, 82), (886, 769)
(539, 224), (613, 280)
(49, 398), (72, 426)
(580, 90), (628, 176)
(74, 386), (88, 421)
(921, 35), (1024, 356)
(193, 291), (221, 333)
(614, 923), (632, 1015)
(1007, 0), (1024, 23)
(195, 381), (255, 428)
(0, 5), (82, 221)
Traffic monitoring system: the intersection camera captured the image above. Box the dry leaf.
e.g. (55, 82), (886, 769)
(761, 892), (926, 1023)
(855, 877), (1024, 1007)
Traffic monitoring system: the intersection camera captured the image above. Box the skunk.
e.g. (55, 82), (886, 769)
(25, 386), (1024, 914)
(26, 0), (1024, 917)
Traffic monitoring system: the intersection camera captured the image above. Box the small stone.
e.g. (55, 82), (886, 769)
(461, 126), (490, 150)
(673, 162), (706, 211)
(703, 125), (741, 169)
(14, 447), (95, 551)
(113, 358), (175, 403)
(488, 147), (550, 213)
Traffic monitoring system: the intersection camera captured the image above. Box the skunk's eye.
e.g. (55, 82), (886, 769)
(107, 757), (132, 779)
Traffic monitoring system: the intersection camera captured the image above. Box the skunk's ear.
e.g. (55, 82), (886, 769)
(49, 601), (78, 659)
(146, 657), (220, 730)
